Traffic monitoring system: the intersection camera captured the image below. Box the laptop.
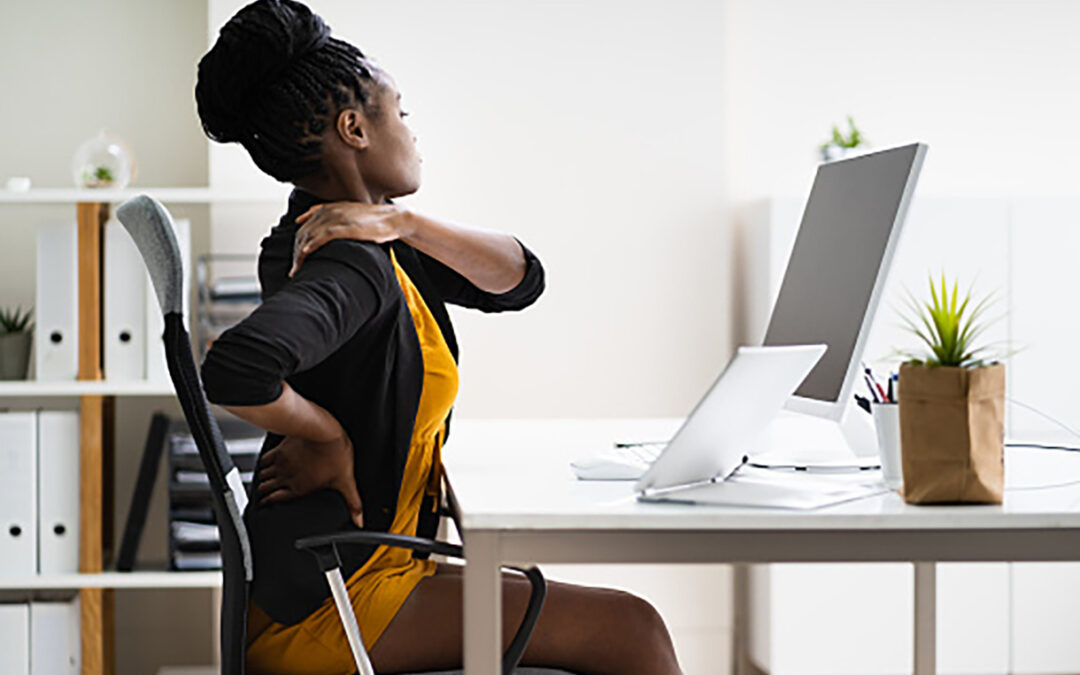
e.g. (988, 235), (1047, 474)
(635, 344), (887, 509)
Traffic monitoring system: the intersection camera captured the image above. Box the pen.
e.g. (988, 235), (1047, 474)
(864, 365), (888, 403)
(886, 374), (895, 403)
(864, 373), (881, 403)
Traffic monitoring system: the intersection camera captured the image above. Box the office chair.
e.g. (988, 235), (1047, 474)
(116, 195), (572, 675)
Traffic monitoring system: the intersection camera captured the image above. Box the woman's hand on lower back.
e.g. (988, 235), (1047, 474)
(255, 432), (365, 529)
(289, 201), (414, 277)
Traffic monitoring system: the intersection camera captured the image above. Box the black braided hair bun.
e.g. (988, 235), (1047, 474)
(196, 0), (330, 144)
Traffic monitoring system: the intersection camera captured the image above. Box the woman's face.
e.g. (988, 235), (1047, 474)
(353, 69), (421, 199)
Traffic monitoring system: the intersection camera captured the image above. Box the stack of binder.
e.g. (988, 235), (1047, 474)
(167, 418), (261, 571)
(0, 410), (80, 578)
(36, 217), (191, 382)
(0, 410), (82, 673)
(195, 253), (260, 363)
(0, 599), (81, 675)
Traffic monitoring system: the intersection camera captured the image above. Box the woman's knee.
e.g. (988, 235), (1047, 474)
(549, 582), (669, 643)
(612, 590), (669, 641)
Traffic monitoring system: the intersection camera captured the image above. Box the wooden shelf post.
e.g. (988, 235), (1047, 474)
(76, 201), (113, 675)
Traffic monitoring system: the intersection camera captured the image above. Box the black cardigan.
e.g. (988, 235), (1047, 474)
(200, 188), (545, 624)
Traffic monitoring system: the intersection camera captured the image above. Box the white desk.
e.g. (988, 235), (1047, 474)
(444, 418), (1080, 675)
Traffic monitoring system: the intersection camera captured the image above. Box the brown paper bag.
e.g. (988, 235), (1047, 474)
(897, 362), (1005, 504)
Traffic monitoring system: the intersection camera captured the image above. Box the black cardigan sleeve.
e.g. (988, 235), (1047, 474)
(200, 240), (387, 406)
(414, 237), (545, 312)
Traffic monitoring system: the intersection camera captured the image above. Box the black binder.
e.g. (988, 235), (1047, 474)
(116, 412), (170, 571)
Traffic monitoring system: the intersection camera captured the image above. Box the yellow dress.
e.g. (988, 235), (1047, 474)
(245, 248), (460, 674)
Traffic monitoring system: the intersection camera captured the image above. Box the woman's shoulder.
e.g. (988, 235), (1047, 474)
(310, 239), (397, 288)
(259, 221), (396, 294)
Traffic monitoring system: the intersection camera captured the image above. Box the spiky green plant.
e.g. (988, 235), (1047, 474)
(898, 274), (997, 369)
(899, 274), (1000, 368)
(0, 306), (33, 335)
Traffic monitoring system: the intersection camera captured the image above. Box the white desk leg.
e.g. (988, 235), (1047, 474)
(464, 530), (501, 675)
(914, 562), (936, 675)
(731, 564), (750, 675)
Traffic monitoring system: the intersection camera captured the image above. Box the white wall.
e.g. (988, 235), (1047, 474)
(724, 0), (1080, 202)
(724, 0), (1080, 424)
(0, 1), (208, 189)
(209, 0), (731, 419)
(0, 0), (209, 312)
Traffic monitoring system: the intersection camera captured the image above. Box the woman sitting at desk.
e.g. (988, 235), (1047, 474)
(195, 1), (682, 673)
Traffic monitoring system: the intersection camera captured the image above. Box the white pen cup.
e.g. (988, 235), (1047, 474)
(872, 402), (903, 491)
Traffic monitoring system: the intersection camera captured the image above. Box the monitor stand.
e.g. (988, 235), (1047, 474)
(753, 401), (880, 467)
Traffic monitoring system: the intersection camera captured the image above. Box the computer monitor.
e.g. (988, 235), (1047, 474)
(763, 143), (927, 421)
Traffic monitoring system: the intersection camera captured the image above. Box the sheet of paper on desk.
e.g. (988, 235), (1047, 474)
(641, 467), (888, 509)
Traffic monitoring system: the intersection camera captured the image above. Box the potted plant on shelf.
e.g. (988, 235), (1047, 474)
(896, 274), (1005, 504)
(819, 115), (866, 162)
(0, 305), (33, 380)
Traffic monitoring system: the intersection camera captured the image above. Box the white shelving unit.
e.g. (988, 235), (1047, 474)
(0, 571), (221, 591)
(0, 186), (289, 204)
(0, 381), (175, 397)
(0, 186), (283, 675)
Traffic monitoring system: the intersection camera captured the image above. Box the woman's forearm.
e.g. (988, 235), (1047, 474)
(399, 210), (526, 294)
(222, 381), (343, 442)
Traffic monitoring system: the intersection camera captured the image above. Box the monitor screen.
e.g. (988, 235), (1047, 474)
(763, 144), (924, 404)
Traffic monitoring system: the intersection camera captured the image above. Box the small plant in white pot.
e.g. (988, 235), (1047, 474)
(896, 275), (1006, 504)
(0, 305), (33, 380)
(819, 115), (866, 162)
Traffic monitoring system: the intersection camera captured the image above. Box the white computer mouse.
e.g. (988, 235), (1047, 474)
(570, 454), (648, 481)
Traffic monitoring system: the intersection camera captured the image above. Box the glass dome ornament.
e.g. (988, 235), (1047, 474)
(71, 129), (135, 188)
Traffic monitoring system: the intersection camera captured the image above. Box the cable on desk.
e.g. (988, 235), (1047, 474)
(1005, 399), (1080, 488)
(1006, 443), (1080, 453)
(747, 462), (881, 472)
(1008, 397), (1080, 440)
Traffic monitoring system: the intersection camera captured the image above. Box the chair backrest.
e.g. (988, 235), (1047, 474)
(117, 195), (252, 675)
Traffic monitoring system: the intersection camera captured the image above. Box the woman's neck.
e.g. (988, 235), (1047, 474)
(294, 173), (382, 204)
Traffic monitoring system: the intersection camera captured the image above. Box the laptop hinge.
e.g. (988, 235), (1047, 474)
(638, 454), (749, 500)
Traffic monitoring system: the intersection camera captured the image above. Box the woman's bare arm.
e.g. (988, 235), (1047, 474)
(397, 210), (526, 294)
(222, 382), (364, 527)
(221, 380), (342, 442)
(291, 203), (526, 293)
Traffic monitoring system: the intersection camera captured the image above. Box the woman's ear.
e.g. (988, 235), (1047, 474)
(336, 108), (370, 151)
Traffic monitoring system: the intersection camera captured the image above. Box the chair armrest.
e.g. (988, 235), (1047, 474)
(295, 530), (463, 568)
(295, 530), (544, 674)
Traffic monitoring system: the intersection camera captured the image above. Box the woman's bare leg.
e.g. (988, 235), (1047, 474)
(369, 562), (682, 675)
